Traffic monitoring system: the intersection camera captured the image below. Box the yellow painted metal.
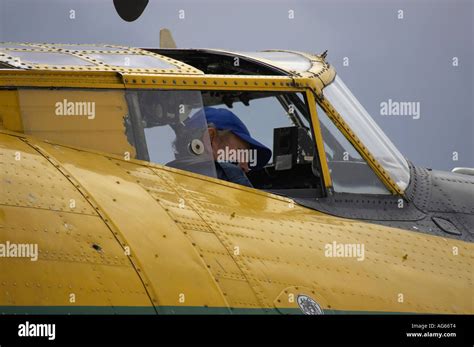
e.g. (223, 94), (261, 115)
(305, 90), (332, 189)
(208, 49), (337, 91)
(159, 29), (177, 49)
(0, 45), (334, 93)
(0, 134), (154, 310)
(308, 60), (337, 95)
(5, 132), (235, 309)
(121, 73), (307, 91)
(318, 96), (403, 195)
(0, 90), (22, 131)
(0, 69), (124, 89)
(0, 45), (471, 314)
(1, 130), (471, 313)
(0, 70), (308, 91)
(18, 88), (136, 158)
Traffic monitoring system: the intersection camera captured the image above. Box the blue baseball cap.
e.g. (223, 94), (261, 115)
(189, 107), (272, 170)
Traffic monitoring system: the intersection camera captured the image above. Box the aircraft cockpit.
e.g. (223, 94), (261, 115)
(15, 81), (409, 201)
(132, 89), (324, 198)
(2, 43), (411, 201)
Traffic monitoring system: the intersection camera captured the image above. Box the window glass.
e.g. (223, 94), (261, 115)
(5, 51), (94, 66)
(88, 54), (176, 69)
(238, 51), (312, 72)
(132, 90), (216, 178)
(224, 97), (293, 164)
(317, 104), (391, 194)
(17, 88), (322, 195)
(202, 91), (321, 195)
(18, 88), (216, 178)
(323, 76), (410, 191)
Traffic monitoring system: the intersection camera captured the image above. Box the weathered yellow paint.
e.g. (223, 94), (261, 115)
(17, 89), (136, 159)
(0, 134), (153, 310)
(0, 90), (22, 132)
(0, 131), (471, 313)
(121, 74), (308, 91)
(0, 44), (471, 314)
(0, 69), (124, 89)
(305, 90), (332, 189)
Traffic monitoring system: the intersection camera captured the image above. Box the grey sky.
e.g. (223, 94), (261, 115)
(0, 0), (472, 170)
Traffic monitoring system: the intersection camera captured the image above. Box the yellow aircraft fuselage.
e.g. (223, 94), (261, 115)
(0, 43), (472, 314)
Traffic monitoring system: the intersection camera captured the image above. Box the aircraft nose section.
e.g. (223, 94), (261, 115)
(427, 169), (474, 214)
(406, 166), (474, 240)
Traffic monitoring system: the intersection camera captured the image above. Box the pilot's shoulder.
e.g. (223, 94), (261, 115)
(216, 162), (253, 188)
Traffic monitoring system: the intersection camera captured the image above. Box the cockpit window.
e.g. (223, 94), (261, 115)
(317, 103), (391, 194)
(323, 76), (410, 191)
(3, 51), (94, 66)
(88, 54), (177, 69)
(238, 51), (312, 72)
(202, 91), (322, 197)
(17, 88), (323, 197)
(18, 88), (216, 178)
(129, 89), (217, 178)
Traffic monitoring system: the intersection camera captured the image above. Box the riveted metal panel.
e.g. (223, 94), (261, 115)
(2, 118), (472, 314)
(399, 164), (474, 241)
(161, 168), (472, 314)
(0, 205), (151, 309)
(0, 134), (95, 215)
(2, 131), (472, 313)
(121, 73), (306, 90)
(298, 194), (424, 221)
(0, 42), (202, 75)
(27, 142), (233, 311)
(113, 158), (266, 310)
(0, 133), (155, 310)
(0, 69), (124, 89)
(428, 172), (474, 214)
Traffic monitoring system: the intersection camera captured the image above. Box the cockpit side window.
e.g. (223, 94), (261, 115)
(17, 88), (217, 178)
(128, 89), (216, 177)
(201, 90), (324, 198)
(316, 103), (391, 195)
(323, 76), (410, 192)
(16, 87), (324, 198)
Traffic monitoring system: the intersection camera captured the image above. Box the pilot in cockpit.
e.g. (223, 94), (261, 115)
(202, 107), (272, 187)
(165, 104), (271, 187)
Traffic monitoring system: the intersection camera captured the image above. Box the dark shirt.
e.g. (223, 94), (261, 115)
(215, 162), (253, 187)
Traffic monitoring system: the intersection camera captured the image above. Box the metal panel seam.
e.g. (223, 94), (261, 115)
(18, 136), (159, 313)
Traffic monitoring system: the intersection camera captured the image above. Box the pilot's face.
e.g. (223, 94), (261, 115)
(208, 128), (251, 173)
